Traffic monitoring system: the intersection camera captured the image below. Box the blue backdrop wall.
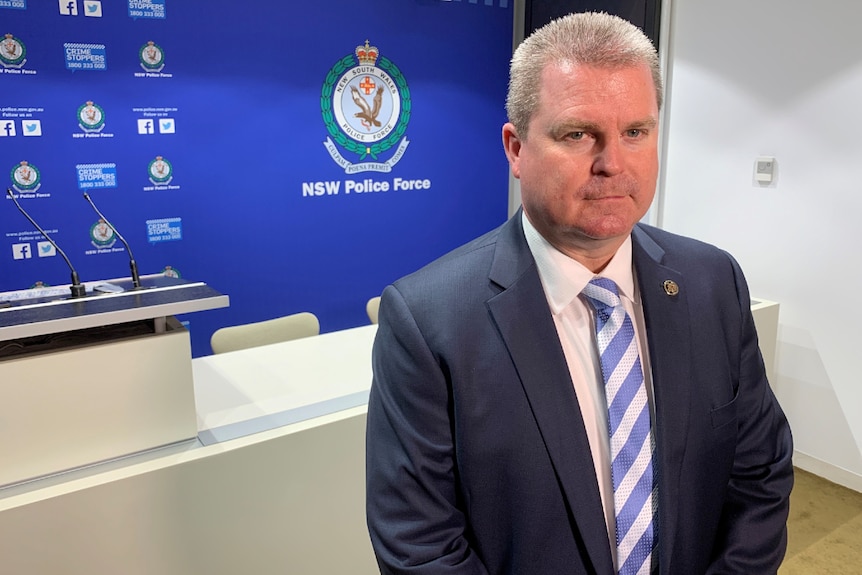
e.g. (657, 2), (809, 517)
(1, 0), (513, 356)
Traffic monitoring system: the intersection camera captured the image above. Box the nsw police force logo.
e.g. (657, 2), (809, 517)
(10, 160), (40, 193)
(1, 33), (26, 68)
(161, 265), (180, 278)
(321, 40), (410, 174)
(140, 40), (164, 72)
(148, 155), (172, 184)
(78, 100), (106, 132)
(90, 218), (117, 248)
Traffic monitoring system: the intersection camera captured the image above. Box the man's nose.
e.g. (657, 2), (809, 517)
(592, 137), (624, 176)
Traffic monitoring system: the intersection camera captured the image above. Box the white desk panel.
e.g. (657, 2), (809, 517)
(0, 324), (380, 575)
(193, 324), (376, 443)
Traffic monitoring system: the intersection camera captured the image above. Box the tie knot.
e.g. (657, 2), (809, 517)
(582, 277), (622, 312)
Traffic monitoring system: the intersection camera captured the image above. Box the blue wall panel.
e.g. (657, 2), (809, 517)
(1, 0), (513, 356)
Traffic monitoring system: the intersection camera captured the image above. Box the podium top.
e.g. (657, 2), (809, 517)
(0, 274), (229, 342)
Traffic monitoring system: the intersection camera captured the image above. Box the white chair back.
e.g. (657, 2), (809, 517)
(366, 296), (381, 324)
(210, 312), (320, 354)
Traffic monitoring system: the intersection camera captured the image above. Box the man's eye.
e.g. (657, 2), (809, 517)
(567, 132), (586, 140)
(626, 129), (644, 138)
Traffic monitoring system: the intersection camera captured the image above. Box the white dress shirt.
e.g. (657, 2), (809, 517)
(521, 212), (655, 565)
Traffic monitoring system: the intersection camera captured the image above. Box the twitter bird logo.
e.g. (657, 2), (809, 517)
(159, 119), (175, 134)
(38, 241), (56, 257)
(23, 120), (42, 136)
(84, 1), (102, 17)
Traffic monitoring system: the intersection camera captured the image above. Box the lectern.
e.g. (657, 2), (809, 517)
(0, 274), (228, 488)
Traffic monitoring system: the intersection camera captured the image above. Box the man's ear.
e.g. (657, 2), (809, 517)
(502, 122), (522, 179)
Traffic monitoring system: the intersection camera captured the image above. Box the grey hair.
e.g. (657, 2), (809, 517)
(505, 12), (663, 138)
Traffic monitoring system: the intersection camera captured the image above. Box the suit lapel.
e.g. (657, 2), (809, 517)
(631, 225), (692, 575)
(486, 214), (615, 575)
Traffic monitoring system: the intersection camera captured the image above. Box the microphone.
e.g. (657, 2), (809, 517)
(82, 192), (141, 288)
(6, 188), (87, 298)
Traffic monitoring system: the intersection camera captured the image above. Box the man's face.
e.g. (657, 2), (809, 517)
(503, 62), (659, 261)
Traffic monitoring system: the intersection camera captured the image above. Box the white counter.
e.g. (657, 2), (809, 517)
(0, 325), (380, 575)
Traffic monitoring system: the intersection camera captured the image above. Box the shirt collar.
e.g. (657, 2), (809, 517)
(522, 211), (637, 314)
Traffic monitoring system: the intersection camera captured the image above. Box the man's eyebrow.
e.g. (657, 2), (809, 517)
(550, 121), (601, 137)
(626, 117), (658, 129)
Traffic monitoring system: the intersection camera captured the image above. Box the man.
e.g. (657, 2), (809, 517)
(366, 12), (793, 575)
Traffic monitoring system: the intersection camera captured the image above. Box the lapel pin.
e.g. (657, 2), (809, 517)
(663, 280), (679, 296)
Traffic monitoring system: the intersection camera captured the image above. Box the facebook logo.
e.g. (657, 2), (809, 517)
(159, 118), (175, 134)
(37, 241), (56, 258)
(1, 121), (16, 137)
(12, 243), (31, 260)
(59, 0), (78, 15)
(22, 120), (42, 137)
(137, 119), (154, 134)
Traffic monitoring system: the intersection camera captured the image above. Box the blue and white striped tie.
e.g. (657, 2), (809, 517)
(582, 277), (657, 575)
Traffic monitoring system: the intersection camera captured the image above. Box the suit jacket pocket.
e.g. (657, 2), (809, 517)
(710, 391), (738, 430)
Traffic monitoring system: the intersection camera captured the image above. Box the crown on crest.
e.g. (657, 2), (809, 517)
(355, 40), (379, 66)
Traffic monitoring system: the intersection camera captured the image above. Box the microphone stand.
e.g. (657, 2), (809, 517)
(82, 192), (142, 289)
(6, 188), (86, 298)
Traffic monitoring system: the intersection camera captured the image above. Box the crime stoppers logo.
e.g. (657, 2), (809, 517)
(1, 33), (26, 68)
(77, 100), (105, 132)
(10, 160), (40, 192)
(321, 40), (410, 174)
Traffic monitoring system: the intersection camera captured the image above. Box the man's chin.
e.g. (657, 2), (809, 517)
(570, 219), (637, 242)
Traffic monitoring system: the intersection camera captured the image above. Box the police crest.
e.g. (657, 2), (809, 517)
(11, 160), (40, 193)
(90, 218), (117, 249)
(139, 40), (165, 72)
(148, 155), (173, 185)
(78, 101), (106, 133)
(0, 34), (26, 69)
(321, 41), (411, 173)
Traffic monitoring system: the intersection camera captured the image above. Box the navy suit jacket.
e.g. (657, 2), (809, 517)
(366, 213), (793, 575)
